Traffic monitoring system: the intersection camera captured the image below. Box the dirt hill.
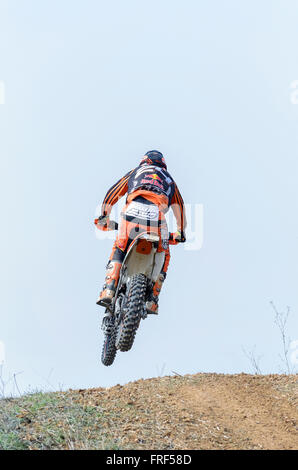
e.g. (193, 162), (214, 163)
(0, 373), (297, 450)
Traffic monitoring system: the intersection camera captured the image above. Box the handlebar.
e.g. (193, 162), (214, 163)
(95, 218), (118, 231)
(168, 232), (186, 244)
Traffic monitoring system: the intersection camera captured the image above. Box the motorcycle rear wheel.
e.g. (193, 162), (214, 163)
(116, 273), (147, 352)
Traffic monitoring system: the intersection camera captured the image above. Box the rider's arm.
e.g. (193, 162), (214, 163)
(170, 182), (187, 237)
(101, 169), (134, 217)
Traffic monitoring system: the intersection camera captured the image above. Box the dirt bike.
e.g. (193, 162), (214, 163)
(99, 221), (179, 366)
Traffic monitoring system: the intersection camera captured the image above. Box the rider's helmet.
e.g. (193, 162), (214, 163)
(140, 150), (167, 170)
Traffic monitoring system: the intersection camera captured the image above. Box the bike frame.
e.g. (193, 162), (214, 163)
(108, 231), (165, 315)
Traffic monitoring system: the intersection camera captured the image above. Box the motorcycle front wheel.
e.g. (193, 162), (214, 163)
(101, 324), (117, 366)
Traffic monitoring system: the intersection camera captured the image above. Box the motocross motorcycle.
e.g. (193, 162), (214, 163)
(99, 221), (179, 366)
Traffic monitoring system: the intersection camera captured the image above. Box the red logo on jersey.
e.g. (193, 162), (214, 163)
(141, 174), (164, 190)
(149, 173), (162, 182)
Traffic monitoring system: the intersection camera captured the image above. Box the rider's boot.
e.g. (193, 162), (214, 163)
(146, 272), (166, 314)
(96, 261), (122, 307)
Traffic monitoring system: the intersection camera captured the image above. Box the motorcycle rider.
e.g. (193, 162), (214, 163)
(95, 150), (186, 314)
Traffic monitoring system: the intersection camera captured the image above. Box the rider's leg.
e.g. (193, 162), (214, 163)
(97, 210), (144, 306)
(96, 243), (125, 306)
(96, 210), (133, 306)
(146, 247), (170, 314)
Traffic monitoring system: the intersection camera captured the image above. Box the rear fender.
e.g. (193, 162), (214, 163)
(125, 233), (165, 281)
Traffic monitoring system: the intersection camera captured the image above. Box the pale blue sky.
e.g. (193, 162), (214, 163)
(0, 0), (298, 394)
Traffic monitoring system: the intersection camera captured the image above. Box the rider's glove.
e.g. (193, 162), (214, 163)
(174, 230), (186, 243)
(169, 230), (186, 244)
(94, 215), (110, 231)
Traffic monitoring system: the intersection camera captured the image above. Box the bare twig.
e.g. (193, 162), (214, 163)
(0, 365), (15, 399)
(242, 346), (263, 374)
(0, 364), (5, 398)
(156, 363), (166, 377)
(13, 372), (24, 397)
(171, 371), (183, 377)
(31, 368), (56, 392)
(270, 301), (293, 374)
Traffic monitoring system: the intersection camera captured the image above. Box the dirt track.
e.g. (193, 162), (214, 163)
(1, 373), (297, 450)
(172, 374), (298, 449)
(93, 373), (298, 450)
